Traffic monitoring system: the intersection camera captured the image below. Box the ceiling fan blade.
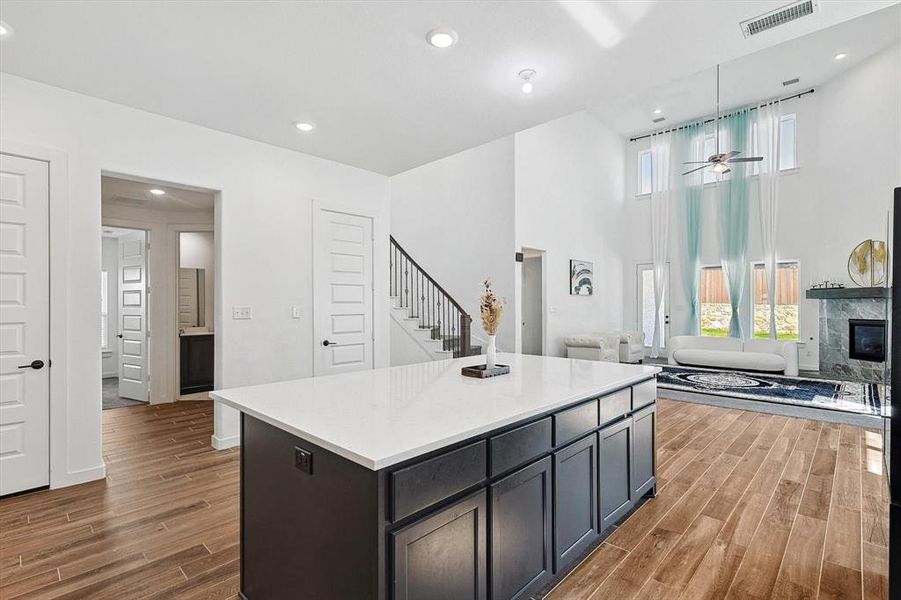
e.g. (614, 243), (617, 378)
(682, 165), (708, 176)
(727, 156), (764, 163)
(723, 150), (740, 159)
(683, 161), (711, 165)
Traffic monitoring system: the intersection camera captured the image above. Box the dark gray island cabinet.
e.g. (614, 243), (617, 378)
(213, 354), (659, 600)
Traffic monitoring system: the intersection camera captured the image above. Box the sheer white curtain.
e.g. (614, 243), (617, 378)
(756, 101), (781, 339)
(649, 131), (673, 357)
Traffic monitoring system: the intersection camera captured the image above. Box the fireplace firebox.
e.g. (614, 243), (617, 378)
(848, 318), (886, 362)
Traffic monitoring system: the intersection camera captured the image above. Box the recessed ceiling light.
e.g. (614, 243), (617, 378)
(0, 21), (13, 39)
(149, 188), (165, 196)
(653, 108), (662, 115)
(834, 52), (847, 61)
(294, 122), (315, 132)
(519, 69), (536, 94)
(426, 27), (458, 49)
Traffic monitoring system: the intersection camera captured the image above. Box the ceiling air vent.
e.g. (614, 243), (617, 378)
(652, 117), (665, 124)
(782, 77), (800, 86)
(740, 0), (818, 38)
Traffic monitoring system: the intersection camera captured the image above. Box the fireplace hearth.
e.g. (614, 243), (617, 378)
(816, 296), (888, 383)
(849, 319), (886, 362)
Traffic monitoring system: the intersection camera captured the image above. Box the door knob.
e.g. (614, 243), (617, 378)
(18, 360), (45, 370)
(117, 334), (124, 338)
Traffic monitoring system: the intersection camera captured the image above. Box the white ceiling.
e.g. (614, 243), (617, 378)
(594, 4), (901, 137)
(0, 1), (896, 175)
(102, 175), (215, 212)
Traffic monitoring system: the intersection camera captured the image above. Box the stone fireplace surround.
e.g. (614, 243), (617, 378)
(808, 287), (890, 383)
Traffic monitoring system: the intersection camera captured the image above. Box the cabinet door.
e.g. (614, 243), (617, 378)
(599, 418), (632, 531)
(391, 490), (488, 600)
(631, 404), (656, 498)
(553, 433), (598, 572)
(491, 457), (553, 600)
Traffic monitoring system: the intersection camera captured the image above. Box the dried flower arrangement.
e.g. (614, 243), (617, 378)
(480, 278), (504, 336)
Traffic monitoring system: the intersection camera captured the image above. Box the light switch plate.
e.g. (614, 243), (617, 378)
(291, 305), (302, 319)
(232, 305), (253, 320)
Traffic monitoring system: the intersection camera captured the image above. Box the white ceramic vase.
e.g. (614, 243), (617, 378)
(486, 335), (497, 369)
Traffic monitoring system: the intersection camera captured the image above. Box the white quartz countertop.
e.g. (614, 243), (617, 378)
(211, 353), (660, 470)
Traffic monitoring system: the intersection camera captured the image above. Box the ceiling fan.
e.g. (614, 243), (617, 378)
(682, 64), (763, 176)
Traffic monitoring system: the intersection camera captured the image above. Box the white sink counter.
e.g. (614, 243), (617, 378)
(211, 353), (659, 470)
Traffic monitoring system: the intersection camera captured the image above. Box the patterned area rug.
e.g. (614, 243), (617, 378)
(657, 366), (885, 416)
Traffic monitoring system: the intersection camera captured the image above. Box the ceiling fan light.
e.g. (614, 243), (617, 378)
(709, 162), (729, 174)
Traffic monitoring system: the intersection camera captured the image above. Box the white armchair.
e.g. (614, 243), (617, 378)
(611, 330), (644, 363)
(564, 333), (620, 362)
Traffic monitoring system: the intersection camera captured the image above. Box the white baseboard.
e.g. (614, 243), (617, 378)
(51, 462), (107, 489)
(211, 433), (240, 450)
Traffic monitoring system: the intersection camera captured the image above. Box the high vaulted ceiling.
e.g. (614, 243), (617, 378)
(0, 1), (896, 175)
(594, 3), (901, 137)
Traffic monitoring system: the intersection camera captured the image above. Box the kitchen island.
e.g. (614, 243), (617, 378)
(212, 353), (660, 600)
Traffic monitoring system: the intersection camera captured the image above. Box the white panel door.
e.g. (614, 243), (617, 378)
(118, 231), (148, 401)
(0, 153), (50, 496)
(313, 208), (373, 376)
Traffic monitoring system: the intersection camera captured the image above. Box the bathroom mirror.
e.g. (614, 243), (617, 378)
(178, 267), (206, 328)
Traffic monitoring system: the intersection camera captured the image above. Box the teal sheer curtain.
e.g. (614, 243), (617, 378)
(678, 123), (704, 336)
(718, 110), (752, 339)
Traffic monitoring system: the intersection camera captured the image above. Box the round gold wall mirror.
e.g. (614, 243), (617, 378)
(847, 239), (888, 287)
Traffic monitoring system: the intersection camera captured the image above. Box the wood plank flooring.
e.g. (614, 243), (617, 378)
(548, 399), (891, 600)
(0, 398), (890, 599)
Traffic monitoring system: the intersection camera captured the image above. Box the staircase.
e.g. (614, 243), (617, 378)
(390, 236), (480, 359)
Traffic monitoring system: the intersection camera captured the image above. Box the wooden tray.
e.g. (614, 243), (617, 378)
(461, 364), (510, 379)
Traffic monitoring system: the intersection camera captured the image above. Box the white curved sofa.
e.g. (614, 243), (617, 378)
(668, 336), (799, 377)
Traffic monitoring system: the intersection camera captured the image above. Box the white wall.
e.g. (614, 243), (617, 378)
(514, 111), (627, 356)
(179, 230), (215, 330)
(0, 73), (390, 487)
(390, 137), (516, 351)
(389, 111), (627, 360)
(621, 43), (901, 370)
(101, 236), (119, 377)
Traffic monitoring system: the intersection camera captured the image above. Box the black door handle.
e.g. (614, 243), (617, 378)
(18, 360), (45, 370)
(117, 334), (124, 339)
(322, 340), (338, 347)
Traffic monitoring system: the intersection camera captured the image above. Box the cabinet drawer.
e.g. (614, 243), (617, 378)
(391, 490), (488, 600)
(490, 418), (552, 477)
(632, 379), (657, 411)
(554, 399), (599, 446)
(599, 389), (631, 426)
(391, 440), (487, 522)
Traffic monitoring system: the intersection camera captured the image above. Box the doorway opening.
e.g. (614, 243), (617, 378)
(177, 231), (215, 399)
(101, 226), (149, 409)
(521, 248), (546, 356)
(101, 174), (216, 406)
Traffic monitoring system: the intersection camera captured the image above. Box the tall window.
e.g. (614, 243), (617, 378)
(638, 150), (652, 195)
(778, 114), (797, 170)
(752, 261), (800, 340)
(700, 266), (730, 337)
(101, 270), (109, 349)
(636, 113), (797, 195)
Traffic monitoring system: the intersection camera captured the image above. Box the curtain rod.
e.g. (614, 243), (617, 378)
(628, 88), (815, 142)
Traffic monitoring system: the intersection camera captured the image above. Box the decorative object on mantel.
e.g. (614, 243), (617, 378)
(570, 260), (594, 295)
(848, 239), (888, 287)
(463, 278), (509, 378)
(810, 280), (845, 290)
